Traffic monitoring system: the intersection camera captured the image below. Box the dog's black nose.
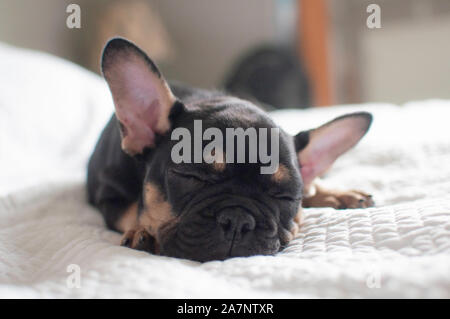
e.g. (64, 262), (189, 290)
(217, 208), (256, 241)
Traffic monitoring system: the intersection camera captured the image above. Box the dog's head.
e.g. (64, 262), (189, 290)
(101, 38), (372, 262)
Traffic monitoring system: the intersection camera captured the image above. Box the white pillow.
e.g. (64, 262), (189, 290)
(0, 43), (113, 194)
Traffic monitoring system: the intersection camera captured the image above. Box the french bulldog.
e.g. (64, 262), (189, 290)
(87, 38), (374, 262)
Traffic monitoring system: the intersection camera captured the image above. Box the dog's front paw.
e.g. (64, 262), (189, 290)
(303, 188), (374, 209)
(120, 227), (156, 253)
(333, 190), (374, 209)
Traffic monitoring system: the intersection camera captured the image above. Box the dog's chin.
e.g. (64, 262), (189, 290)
(160, 243), (281, 262)
(158, 229), (282, 262)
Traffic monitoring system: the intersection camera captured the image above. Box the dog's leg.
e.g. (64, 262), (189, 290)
(118, 208), (156, 253)
(302, 181), (374, 209)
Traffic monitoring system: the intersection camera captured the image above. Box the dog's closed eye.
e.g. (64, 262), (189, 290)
(168, 169), (208, 184)
(270, 193), (300, 202)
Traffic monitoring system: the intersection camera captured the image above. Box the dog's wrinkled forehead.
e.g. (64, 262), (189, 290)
(162, 95), (301, 190)
(184, 96), (276, 129)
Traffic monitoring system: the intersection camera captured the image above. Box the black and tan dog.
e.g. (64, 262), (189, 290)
(87, 38), (374, 262)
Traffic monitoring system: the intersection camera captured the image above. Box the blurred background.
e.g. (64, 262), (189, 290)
(0, 0), (449, 108)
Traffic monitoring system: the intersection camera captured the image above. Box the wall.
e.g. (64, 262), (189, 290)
(0, 0), (279, 90)
(361, 13), (450, 104)
(330, 0), (450, 104)
(1, 0), (448, 104)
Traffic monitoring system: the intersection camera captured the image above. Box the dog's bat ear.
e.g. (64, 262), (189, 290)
(294, 112), (372, 188)
(101, 37), (177, 155)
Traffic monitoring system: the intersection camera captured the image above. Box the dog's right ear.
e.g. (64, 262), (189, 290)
(294, 112), (372, 189)
(101, 37), (177, 156)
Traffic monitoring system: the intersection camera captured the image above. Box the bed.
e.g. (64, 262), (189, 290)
(0, 42), (449, 298)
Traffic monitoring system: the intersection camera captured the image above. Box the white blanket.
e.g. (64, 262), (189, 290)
(0, 43), (449, 298)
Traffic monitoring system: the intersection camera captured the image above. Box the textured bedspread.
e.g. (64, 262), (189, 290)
(0, 43), (449, 298)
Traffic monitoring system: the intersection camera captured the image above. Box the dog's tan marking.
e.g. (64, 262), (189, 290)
(206, 149), (226, 172)
(271, 164), (289, 183)
(213, 161), (226, 172)
(116, 202), (138, 233)
(290, 206), (303, 239)
(282, 204), (303, 245)
(139, 183), (176, 237)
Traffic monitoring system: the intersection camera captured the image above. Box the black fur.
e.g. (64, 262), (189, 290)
(87, 81), (303, 262)
(87, 38), (371, 262)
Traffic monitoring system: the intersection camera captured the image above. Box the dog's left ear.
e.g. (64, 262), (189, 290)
(294, 112), (372, 188)
(101, 37), (177, 155)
